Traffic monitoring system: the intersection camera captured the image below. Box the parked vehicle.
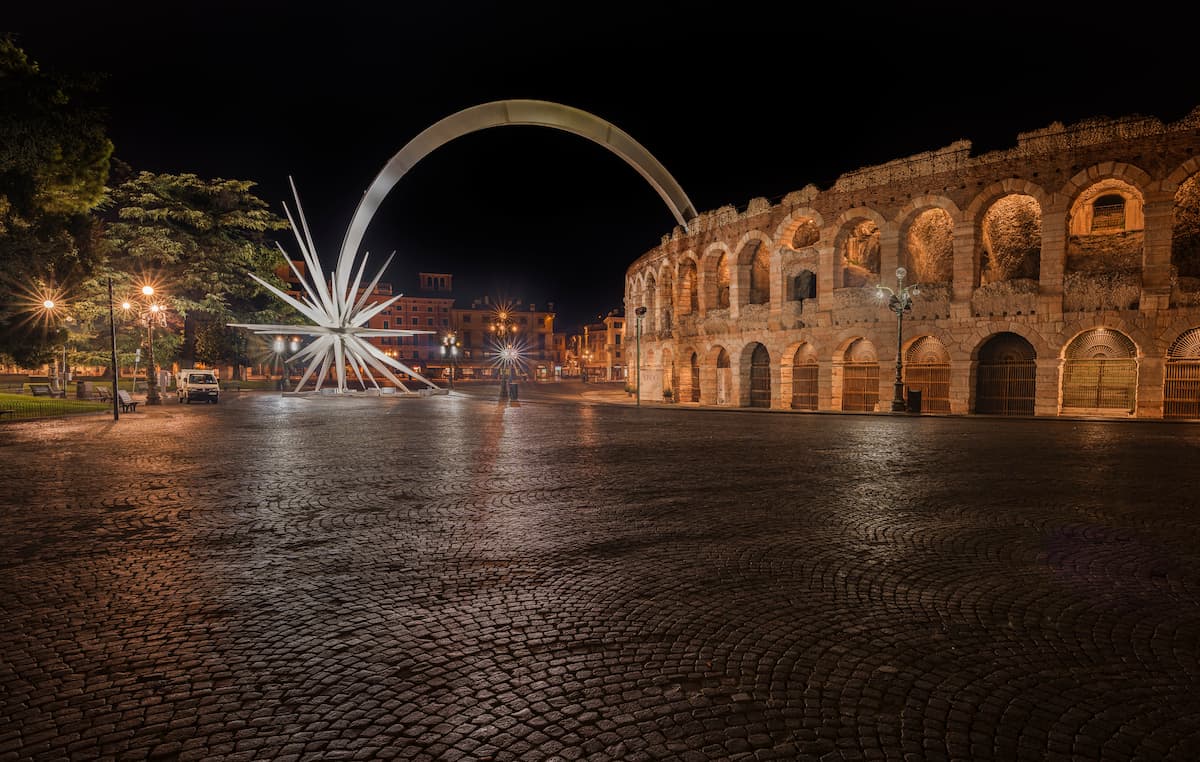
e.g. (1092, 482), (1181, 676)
(177, 369), (220, 404)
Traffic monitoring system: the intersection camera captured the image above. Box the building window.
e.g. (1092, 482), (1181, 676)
(1091, 194), (1126, 232)
(427, 318), (434, 325)
(615, 350), (621, 358)
(615, 334), (622, 345)
(614, 321), (623, 329)
(382, 320), (389, 329)
(442, 319), (448, 326)
(427, 306), (434, 312)
(463, 315), (472, 323)
(412, 317), (420, 325)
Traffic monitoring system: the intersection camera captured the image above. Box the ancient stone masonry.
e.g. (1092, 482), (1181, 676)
(627, 107), (1200, 419)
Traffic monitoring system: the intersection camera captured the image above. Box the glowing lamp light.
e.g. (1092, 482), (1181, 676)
(141, 285), (155, 296)
(121, 301), (132, 311)
(43, 299), (55, 310)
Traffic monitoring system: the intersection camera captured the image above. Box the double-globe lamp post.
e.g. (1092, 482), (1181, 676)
(122, 285), (167, 405)
(491, 311), (518, 400)
(876, 267), (919, 412)
(440, 333), (459, 391)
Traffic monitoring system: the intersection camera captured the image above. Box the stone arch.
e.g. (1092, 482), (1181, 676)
(1164, 326), (1200, 418)
(1064, 173), (1148, 311)
(1059, 162), (1154, 204)
(979, 194), (1044, 285)
(661, 345), (677, 399)
(833, 207), (888, 287)
(903, 334), (951, 413)
(773, 208), (824, 251)
(1060, 327), (1139, 414)
(703, 244), (733, 312)
(677, 255), (700, 316)
(974, 331), (1037, 416)
(837, 336), (880, 412)
(686, 348), (701, 402)
(734, 341), (771, 408)
(339, 99), (699, 271)
(1172, 169), (1200, 282)
(735, 233), (773, 306)
(787, 341), (820, 410)
(656, 264), (675, 333)
(643, 273), (658, 333)
(898, 205), (956, 285)
(704, 344), (734, 406)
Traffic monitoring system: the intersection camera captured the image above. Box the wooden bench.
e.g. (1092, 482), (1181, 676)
(30, 383), (53, 397)
(117, 390), (139, 412)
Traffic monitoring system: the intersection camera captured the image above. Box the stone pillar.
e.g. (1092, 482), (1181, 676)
(1038, 205), (1068, 318)
(952, 219), (976, 305)
(1034, 356), (1061, 417)
(820, 359), (835, 411)
(949, 358), (973, 415)
(1140, 193), (1175, 311)
(1135, 356), (1165, 419)
(729, 253), (747, 321)
(879, 228), (901, 285)
(769, 248), (785, 331)
(817, 244), (836, 312)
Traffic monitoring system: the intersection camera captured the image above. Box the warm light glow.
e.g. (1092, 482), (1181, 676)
(150, 303), (161, 313)
(43, 299), (55, 310)
(121, 301), (132, 310)
(141, 285), (155, 296)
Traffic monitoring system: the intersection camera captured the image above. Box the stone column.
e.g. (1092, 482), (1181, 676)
(1135, 356), (1165, 419)
(1038, 205), (1068, 318)
(822, 359), (839, 411)
(879, 228), (901, 285)
(1034, 356), (1061, 417)
(817, 244), (836, 314)
(1140, 192), (1175, 311)
(949, 357), (973, 415)
(952, 219), (976, 313)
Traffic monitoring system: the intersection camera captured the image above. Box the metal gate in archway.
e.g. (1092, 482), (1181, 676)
(1164, 328), (1200, 419)
(791, 344), (818, 410)
(689, 353), (700, 402)
(1061, 329), (1138, 413)
(749, 344), (771, 408)
(903, 336), (951, 413)
(975, 332), (1036, 416)
(841, 338), (879, 412)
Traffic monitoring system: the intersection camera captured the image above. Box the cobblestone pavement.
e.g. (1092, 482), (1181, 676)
(3, 391), (1200, 761)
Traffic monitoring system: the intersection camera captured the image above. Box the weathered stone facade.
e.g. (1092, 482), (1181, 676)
(625, 108), (1200, 418)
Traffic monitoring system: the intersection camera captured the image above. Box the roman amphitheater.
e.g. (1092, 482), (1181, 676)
(624, 108), (1200, 419)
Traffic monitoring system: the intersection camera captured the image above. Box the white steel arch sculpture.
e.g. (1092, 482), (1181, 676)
(234, 100), (697, 395)
(334, 99), (700, 297)
(229, 179), (438, 394)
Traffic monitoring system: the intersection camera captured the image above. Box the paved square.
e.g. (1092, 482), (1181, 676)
(2, 392), (1199, 761)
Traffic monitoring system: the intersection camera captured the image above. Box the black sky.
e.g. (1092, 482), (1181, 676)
(7, 2), (1197, 330)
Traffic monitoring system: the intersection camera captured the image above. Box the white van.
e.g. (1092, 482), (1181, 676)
(177, 369), (220, 404)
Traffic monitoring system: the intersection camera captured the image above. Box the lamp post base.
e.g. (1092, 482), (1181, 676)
(891, 381), (906, 412)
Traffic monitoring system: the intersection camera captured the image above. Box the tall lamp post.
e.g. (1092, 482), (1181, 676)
(876, 267), (919, 412)
(122, 285), (168, 405)
(634, 306), (647, 406)
(441, 333), (459, 391)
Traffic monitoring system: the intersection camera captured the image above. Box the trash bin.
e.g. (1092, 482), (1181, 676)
(906, 388), (922, 414)
(508, 382), (519, 400)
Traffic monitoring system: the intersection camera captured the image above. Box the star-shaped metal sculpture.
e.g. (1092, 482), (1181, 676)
(229, 178), (438, 394)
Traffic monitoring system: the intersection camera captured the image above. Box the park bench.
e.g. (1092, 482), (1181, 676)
(29, 383), (65, 398)
(117, 390), (139, 413)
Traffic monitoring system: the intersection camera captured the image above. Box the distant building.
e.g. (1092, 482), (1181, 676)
(572, 309), (625, 381)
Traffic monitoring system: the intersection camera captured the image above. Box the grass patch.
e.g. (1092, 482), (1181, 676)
(0, 393), (111, 422)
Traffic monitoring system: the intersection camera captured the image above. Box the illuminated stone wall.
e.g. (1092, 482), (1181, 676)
(625, 107), (1200, 418)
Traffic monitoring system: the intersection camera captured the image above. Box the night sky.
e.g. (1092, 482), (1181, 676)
(7, 2), (1196, 330)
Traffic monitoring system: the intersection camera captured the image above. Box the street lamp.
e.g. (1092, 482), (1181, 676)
(123, 284), (169, 405)
(876, 267), (920, 412)
(441, 333), (460, 391)
(634, 306), (647, 406)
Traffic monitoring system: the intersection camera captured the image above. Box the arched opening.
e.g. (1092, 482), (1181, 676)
(659, 271), (674, 332)
(1172, 173), (1200, 303)
(679, 259), (699, 315)
(715, 348), (732, 405)
(840, 338), (879, 412)
(1061, 328), (1138, 414)
(975, 332), (1037, 416)
(749, 343), (771, 408)
(791, 218), (820, 249)
(840, 220), (881, 287)
(1066, 180), (1144, 311)
(903, 335), (951, 413)
(662, 347), (677, 400)
(981, 195), (1042, 285)
(791, 343), (818, 410)
(715, 253), (731, 310)
(644, 274), (657, 333)
(689, 351), (700, 402)
(742, 240), (770, 305)
(903, 208), (954, 285)
(1164, 327), (1200, 419)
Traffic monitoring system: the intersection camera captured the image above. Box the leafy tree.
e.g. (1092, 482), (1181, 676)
(100, 167), (291, 372)
(0, 36), (112, 365)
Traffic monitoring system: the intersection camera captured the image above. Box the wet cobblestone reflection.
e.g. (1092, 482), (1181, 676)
(2, 393), (1199, 761)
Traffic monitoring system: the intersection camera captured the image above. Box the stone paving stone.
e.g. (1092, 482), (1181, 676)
(2, 393), (1200, 760)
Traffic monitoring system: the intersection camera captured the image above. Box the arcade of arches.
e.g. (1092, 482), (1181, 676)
(626, 108), (1200, 419)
